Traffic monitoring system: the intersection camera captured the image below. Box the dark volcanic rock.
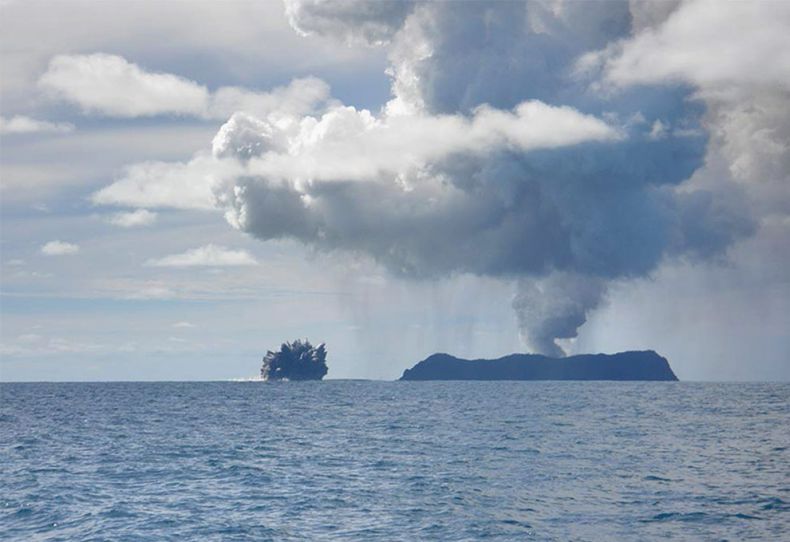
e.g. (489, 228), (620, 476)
(399, 351), (678, 381)
(261, 339), (328, 381)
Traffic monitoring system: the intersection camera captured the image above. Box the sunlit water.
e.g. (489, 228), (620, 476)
(2, 381), (788, 540)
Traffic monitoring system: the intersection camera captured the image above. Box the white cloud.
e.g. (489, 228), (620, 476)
(173, 321), (196, 328)
(38, 53), (331, 120)
(0, 115), (74, 135)
(0, 124), (217, 204)
(41, 240), (79, 255)
(39, 53), (210, 118)
(146, 244), (257, 267)
(648, 119), (668, 141)
(208, 77), (331, 121)
(91, 154), (230, 210)
(106, 209), (157, 227)
(594, 0), (790, 91)
(91, 100), (618, 210)
(244, 101), (619, 182)
(1, 0), (384, 114)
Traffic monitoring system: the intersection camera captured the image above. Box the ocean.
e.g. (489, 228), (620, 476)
(1, 381), (788, 540)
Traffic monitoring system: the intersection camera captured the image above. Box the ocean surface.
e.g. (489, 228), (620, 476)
(1, 381), (788, 541)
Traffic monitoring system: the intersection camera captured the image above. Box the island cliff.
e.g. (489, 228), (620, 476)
(399, 350), (678, 381)
(261, 339), (328, 381)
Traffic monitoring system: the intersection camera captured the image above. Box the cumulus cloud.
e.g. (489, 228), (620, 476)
(234, 100), (619, 178)
(591, 0), (790, 91)
(285, 0), (415, 45)
(209, 77), (332, 120)
(91, 154), (232, 210)
(41, 240), (80, 255)
(0, 115), (73, 135)
(39, 53), (208, 117)
(106, 209), (157, 227)
(146, 244), (257, 267)
(90, 0), (781, 356)
(39, 53), (331, 120)
(91, 100), (618, 210)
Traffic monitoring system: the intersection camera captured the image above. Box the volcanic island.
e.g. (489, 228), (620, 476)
(399, 350), (678, 381)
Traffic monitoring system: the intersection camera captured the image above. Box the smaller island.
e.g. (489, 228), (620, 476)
(400, 351), (678, 381)
(261, 339), (328, 381)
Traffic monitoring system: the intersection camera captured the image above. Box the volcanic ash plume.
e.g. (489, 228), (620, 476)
(512, 273), (607, 357)
(200, 1), (762, 353)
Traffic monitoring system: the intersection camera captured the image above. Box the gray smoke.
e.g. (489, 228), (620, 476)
(513, 273), (607, 357)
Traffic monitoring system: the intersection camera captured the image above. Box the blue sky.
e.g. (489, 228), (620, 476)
(1, 0), (788, 381)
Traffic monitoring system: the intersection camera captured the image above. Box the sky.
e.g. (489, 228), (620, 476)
(0, 0), (788, 382)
